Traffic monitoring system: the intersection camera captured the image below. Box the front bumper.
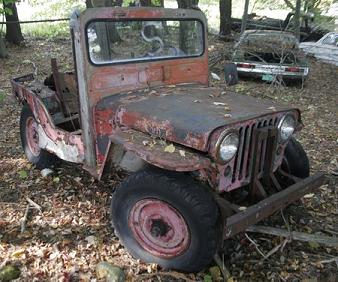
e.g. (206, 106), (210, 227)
(222, 172), (326, 239)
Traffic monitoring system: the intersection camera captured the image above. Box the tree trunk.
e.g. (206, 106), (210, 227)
(0, 34), (8, 58)
(86, 0), (93, 8)
(4, 1), (24, 45)
(140, 0), (152, 5)
(240, 0), (250, 34)
(294, 0), (301, 41)
(177, 0), (199, 8)
(90, 0), (121, 61)
(219, 0), (232, 37)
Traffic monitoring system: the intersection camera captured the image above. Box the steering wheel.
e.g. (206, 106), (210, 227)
(141, 22), (164, 56)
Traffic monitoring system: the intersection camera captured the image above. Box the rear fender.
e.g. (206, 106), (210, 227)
(11, 75), (85, 163)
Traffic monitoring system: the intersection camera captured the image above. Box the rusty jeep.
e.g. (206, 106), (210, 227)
(11, 7), (325, 272)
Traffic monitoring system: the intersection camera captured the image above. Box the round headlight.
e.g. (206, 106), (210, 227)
(278, 114), (296, 142)
(218, 133), (239, 163)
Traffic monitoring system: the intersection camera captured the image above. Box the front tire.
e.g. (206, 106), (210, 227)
(110, 170), (221, 272)
(282, 137), (310, 178)
(20, 104), (58, 169)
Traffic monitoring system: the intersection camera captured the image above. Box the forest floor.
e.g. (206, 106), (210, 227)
(0, 35), (337, 281)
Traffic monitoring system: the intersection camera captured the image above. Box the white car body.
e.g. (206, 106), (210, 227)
(300, 32), (338, 66)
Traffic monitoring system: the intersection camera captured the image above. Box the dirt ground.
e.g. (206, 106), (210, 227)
(0, 36), (337, 281)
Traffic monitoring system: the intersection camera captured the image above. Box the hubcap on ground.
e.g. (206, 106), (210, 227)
(128, 199), (190, 258)
(26, 117), (40, 156)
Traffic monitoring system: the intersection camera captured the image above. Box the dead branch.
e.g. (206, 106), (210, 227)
(262, 238), (289, 262)
(319, 257), (338, 264)
(319, 257), (338, 269)
(214, 253), (231, 281)
(26, 197), (42, 212)
(245, 233), (267, 259)
(20, 198), (43, 233)
(245, 230), (290, 262)
(246, 225), (338, 247)
(20, 204), (30, 233)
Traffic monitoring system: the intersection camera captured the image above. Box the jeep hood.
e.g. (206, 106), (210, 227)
(100, 85), (294, 152)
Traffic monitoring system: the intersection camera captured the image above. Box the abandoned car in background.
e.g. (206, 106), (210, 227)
(300, 32), (338, 66)
(231, 12), (329, 42)
(233, 30), (310, 82)
(11, 7), (325, 272)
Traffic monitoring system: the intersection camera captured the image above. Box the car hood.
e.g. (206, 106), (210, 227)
(299, 42), (316, 48)
(98, 84), (295, 151)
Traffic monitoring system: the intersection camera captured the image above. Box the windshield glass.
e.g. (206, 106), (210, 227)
(243, 33), (298, 46)
(87, 19), (204, 64)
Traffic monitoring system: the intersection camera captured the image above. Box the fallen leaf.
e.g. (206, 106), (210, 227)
(164, 144), (175, 153)
(74, 177), (82, 183)
(211, 72), (221, 81)
(204, 274), (212, 282)
(18, 170), (28, 179)
(193, 99), (201, 103)
(308, 241), (320, 249)
(179, 150), (186, 157)
(85, 235), (97, 246)
(11, 249), (25, 258)
(303, 193), (315, 199)
(213, 102), (227, 106)
(41, 168), (53, 177)
(142, 140), (150, 146)
(53, 177), (60, 183)
(209, 266), (221, 282)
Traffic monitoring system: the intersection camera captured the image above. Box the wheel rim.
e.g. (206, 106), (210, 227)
(26, 117), (40, 156)
(128, 199), (190, 258)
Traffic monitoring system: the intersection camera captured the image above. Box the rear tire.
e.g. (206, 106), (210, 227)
(20, 104), (59, 169)
(110, 170), (221, 272)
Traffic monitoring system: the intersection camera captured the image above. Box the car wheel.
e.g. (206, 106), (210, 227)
(110, 169), (222, 272)
(20, 104), (59, 169)
(282, 137), (310, 178)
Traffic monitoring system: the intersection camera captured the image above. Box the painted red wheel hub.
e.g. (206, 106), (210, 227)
(26, 117), (40, 156)
(128, 199), (190, 258)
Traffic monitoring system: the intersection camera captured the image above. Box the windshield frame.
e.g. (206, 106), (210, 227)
(85, 17), (206, 67)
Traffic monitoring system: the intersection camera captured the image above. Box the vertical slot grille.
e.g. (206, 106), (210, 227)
(231, 117), (279, 184)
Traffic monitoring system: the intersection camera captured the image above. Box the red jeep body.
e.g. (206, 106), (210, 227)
(11, 7), (325, 272)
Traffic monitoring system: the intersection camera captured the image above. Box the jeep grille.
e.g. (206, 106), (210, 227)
(231, 116), (279, 184)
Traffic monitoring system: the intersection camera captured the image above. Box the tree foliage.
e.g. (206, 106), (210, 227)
(0, 0), (15, 16)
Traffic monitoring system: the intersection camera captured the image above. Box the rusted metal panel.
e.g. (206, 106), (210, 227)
(210, 112), (298, 192)
(223, 172), (326, 239)
(113, 85), (297, 152)
(128, 199), (190, 258)
(79, 7), (209, 107)
(109, 128), (211, 171)
(10, 76), (85, 163)
(93, 83), (298, 180)
(70, 11), (96, 169)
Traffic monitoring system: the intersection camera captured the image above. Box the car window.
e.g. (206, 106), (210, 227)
(87, 19), (204, 65)
(322, 34), (338, 46)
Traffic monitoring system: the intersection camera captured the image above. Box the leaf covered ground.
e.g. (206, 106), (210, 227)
(0, 36), (337, 281)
